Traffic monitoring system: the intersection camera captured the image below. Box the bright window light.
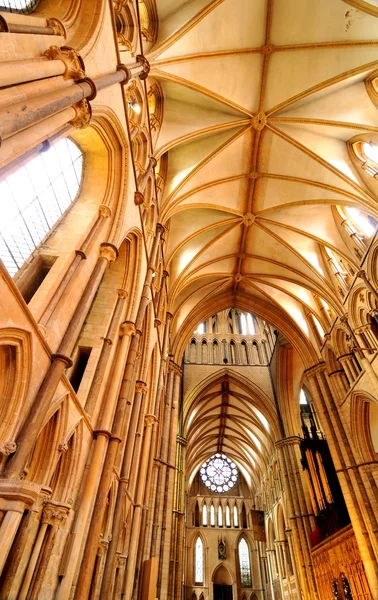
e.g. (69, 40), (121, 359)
(0, 0), (37, 11)
(247, 313), (255, 335)
(0, 138), (83, 276)
(363, 142), (378, 164)
(346, 207), (375, 238)
(195, 322), (205, 334)
(240, 313), (247, 335)
(300, 389), (308, 405)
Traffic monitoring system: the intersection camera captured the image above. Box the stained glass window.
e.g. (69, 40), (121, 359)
(218, 505), (223, 527)
(239, 538), (252, 587)
(200, 453), (238, 493)
(0, 138), (83, 276)
(202, 504), (207, 526)
(195, 537), (203, 584)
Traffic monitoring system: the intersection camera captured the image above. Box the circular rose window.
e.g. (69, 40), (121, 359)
(200, 453), (238, 492)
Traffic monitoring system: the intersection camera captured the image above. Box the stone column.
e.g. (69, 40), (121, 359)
(122, 414), (157, 600)
(3, 243), (118, 480)
(40, 204), (112, 328)
(18, 502), (69, 600)
(98, 380), (148, 600)
(275, 437), (318, 600)
(158, 366), (182, 599)
(0, 13), (65, 36)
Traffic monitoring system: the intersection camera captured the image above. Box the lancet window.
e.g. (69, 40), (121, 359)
(202, 504), (207, 526)
(0, 138), (83, 277)
(225, 504), (231, 527)
(210, 504), (215, 527)
(234, 505), (239, 527)
(218, 505), (223, 527)
(353, 141), (378, 177)
(195, 537), (204, 584)
(238, 538), (252, 587)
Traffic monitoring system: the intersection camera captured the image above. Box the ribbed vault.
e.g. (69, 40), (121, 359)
(147, 0), (378, 347)
(183, 369), (278, 494)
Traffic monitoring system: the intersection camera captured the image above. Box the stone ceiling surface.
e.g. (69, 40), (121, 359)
(145, 0), (378, 486)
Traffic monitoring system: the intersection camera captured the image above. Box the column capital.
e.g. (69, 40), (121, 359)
(99, 242), (118, 262)
(356, 269), (367, 280)
(134, 191), (145, 205)
(275, 436), (301, 449)
(120, 321), (136, 337)
(42, 501), (70, 527)
(70, 98), (92, 129)
(177, 435), (187, 446)
(51, 353), (73, 369)
(135, 380), (148, 395)
(46, 17), (66, 36)
(44, 45), (85, 80)
(304, 361), (327, 379)
(117, 288), (128, 299)
(169, 359), (182, 376)
(99, 204), (111, 218)
(145, 414), (157, 426)
(136, 54), (150, 80)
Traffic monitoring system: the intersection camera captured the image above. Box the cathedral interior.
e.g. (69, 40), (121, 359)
(1, 1), (378, 599)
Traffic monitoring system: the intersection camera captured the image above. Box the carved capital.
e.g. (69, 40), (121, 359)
(135, 380), (148, 395)
(42, 502), (70, 527)
(44, 45), (85, 80)
(58, 442), (68, 453)
(46, 18), (66, 37)
(145, 414), (157, 426)
(136, 54), (150, 80)
(117, 288), (128, 299)
(0, 440), (17, 456)
(100, 242), (118, 262)
(120, 321), (136, 337)
(275, 436), (301, 449)
(134, 191), (145, 205)
(70, 99), (92, 129)
(99, 204), (111, 219)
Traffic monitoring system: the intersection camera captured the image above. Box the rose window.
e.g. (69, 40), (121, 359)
(200, 453), (238, 492)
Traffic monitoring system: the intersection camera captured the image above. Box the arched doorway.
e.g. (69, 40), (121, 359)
(213, 565), (233, 600)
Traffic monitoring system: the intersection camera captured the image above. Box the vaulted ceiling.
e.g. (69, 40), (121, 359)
(146, 0), (378, 347)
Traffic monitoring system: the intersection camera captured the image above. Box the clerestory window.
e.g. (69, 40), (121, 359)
(0, 0), (38, 13)
(0, 138), (83, 277)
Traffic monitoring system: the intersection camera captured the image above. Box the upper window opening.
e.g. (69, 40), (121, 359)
(238, 538), (252, 587)
(195, 322), (205, 334)
(363, 142), (378, 164)
(0, 0), (38, 12)
(200, 453), (238, 493)
(0, 138), (83, 277)
(345, 207), (376, 238)
(195, 536), (204, 584)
